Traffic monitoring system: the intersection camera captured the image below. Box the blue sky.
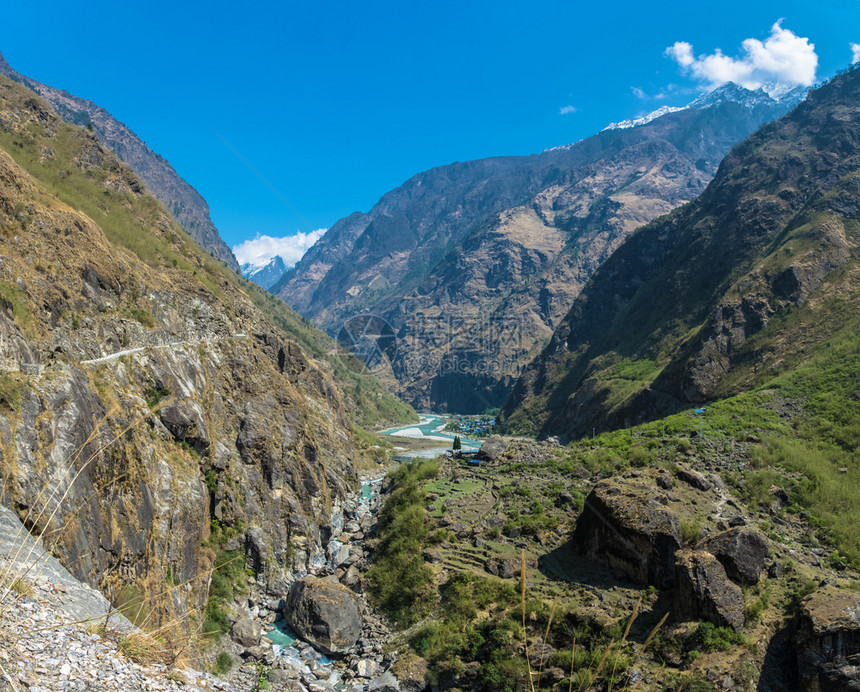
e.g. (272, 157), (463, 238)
(1, 1), (858, 264)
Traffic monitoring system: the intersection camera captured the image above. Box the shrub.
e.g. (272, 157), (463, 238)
(680, 518), (702, 546)
(213, 652), (234, 675)
(692, 622), (746, 652)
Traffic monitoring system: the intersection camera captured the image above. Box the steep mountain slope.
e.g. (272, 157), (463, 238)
(500, 65), (860, 439)
(0, 51), (240, 273)
(276, 85), (803, 412)
(0, 75), (406, 641)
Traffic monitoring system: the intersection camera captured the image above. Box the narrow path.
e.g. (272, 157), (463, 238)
(80, 333), (248, 365)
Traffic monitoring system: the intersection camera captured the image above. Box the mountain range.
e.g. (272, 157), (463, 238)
(274, 82), (807, 412)
(500, 65), (860, 439)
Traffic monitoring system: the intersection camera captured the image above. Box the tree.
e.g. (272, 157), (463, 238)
(453, 435), (461, 450)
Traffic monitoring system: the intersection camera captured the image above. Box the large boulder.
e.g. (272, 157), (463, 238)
(571, 479), (681, 587)
(795, 585), (860, 691)
(676, 468), (711, 491)
(673, 550), (744, 631)
(283, 576), (362, 655)
(231, 616), (261, 648)
(699, 527), (769, 585)
(477, 435), (508, 462)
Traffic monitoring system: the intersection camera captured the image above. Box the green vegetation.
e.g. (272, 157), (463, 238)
(409, 572), (525, 689)
(351, 424), (394, 470)
(366, 459), (439, 625)
(212, 652), (234, 676)
(0, 280), (35, 336)
(692, 622), (747, 652)
(203, 522), (248, 637)
(126, 305), (156, 328)
(144, 386), (170, 409)
(680, 517), (702, 546)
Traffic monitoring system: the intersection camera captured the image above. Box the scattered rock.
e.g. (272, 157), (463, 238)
(656, 474), (674, 490)
(422, 548), (442, 563)
(486, 556), (520, 579)
(368, 670), (400, 691)
(354, 658), (383, 678)
(542, 666), (566, 684)
(391, 653), (430, 692)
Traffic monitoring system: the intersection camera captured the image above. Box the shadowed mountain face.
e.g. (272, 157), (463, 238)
(275, 84), (803, 412)
(500, 66), (860, 438)
(0, 51), (240, 273)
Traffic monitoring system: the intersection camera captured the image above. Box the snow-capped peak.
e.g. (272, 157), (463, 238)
(601, 81), (809, 133)
(240, 255), (287, 290)
(603, 105), (686, 131)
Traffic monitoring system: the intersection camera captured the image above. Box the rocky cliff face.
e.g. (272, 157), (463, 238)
(276, 85), (803, 412)
(0, 51), (240, 273)
(0, 75), (361, 635)
(500, 65), (860, 438)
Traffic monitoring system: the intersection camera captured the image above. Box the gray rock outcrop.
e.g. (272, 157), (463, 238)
(572, 479), (681, 587)
(673, 550), (745, 631)
(477, 435), (508, 462)
(795, 585), (860, 691)
(699, 527), (769, 585)
(230, 616), (262, 648)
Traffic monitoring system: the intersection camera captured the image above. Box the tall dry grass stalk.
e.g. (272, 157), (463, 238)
(0, 660), (21, 692)
(536, 599), (556, 692)
(585, 641), (614, 691)
(608, 595), (642, 691)
(521, 550), (536, 692)
(567, 635), (577, 692)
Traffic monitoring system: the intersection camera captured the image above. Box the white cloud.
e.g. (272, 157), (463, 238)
(233, 229), (326, 270)
(559, 105), (577, 115)
(852, 42), (860, 64)
(666, 22), (817, 93)
(666, 41), (695, 68)
(631, 87), (648, 100)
